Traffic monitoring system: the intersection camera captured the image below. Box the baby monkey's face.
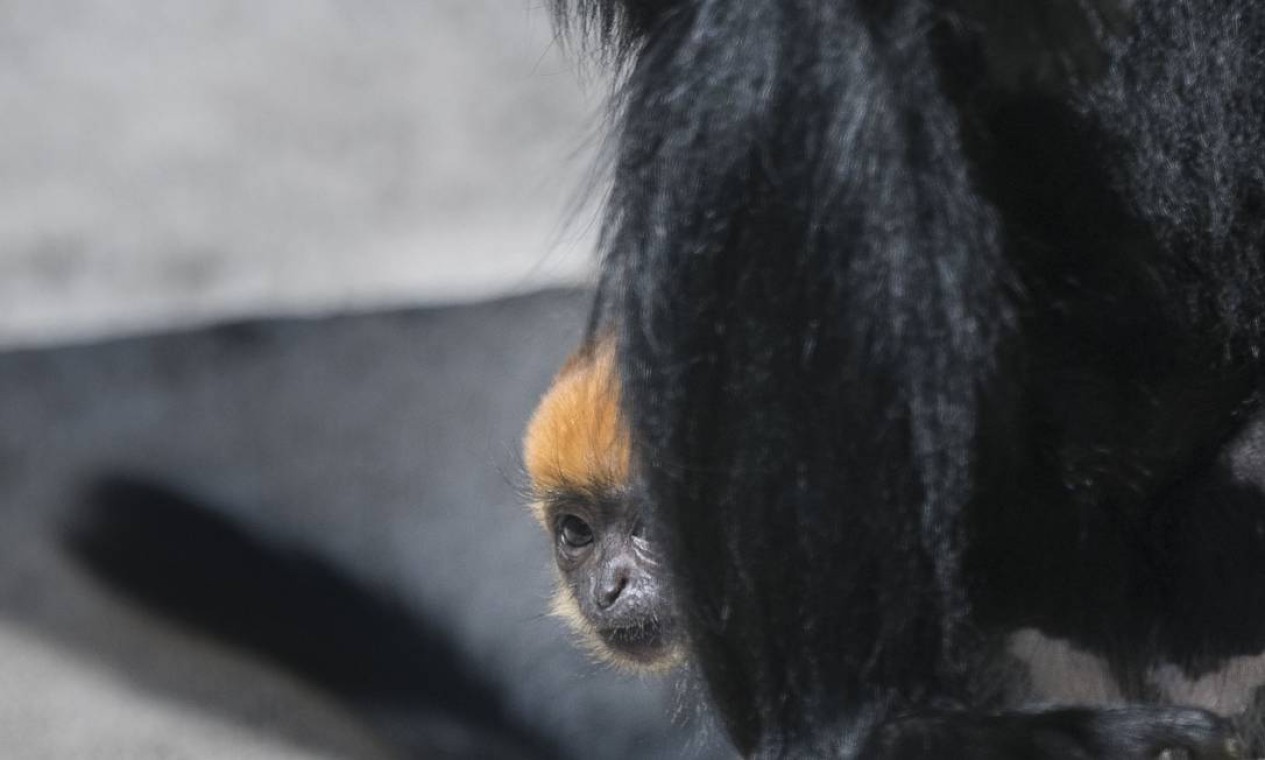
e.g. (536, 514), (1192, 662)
(524, 342), (684, 671)
(548, 484), (676, 667)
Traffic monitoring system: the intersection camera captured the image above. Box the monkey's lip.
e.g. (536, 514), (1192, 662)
(598, 620), (673, 661)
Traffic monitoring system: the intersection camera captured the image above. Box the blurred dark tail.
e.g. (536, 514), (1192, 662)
(65, 474), (557, 760)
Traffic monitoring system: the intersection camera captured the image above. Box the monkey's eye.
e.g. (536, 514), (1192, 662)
(558, 515), (594, 549)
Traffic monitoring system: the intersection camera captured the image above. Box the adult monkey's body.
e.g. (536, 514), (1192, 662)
(551, 0), (1265, 758)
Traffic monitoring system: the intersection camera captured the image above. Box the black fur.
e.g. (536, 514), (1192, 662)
(554, 0), (1265, 757)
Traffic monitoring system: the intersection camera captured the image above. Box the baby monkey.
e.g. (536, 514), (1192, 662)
(523, 340), (685, 672)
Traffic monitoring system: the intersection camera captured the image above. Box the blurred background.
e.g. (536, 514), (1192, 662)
(1, 0), (597, 348)
(0, 3), (730, 758)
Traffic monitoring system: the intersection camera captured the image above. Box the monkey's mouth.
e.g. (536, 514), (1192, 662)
(599, 619), (673, 663)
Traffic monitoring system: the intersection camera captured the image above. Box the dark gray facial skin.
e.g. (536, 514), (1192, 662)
(549, 490), (680, 668)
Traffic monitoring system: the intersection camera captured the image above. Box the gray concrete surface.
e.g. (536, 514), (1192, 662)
(0, 3), (654, 758)
(0, 292), (732, 760)
(0, 625), (393, 760)
(0, 0), (602, 348)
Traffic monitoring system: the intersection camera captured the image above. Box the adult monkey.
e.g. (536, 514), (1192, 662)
(551, 0), (1265, 758)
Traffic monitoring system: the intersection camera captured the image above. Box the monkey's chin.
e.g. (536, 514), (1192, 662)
(598, 619), (677, 668)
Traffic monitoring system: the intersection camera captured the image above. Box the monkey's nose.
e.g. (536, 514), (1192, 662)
(596, 567), (630, 610)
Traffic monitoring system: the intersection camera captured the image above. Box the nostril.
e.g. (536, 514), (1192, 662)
(597, 569), (629, 610)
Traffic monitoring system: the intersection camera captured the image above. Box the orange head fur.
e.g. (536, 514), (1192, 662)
(523, 340), (630, 526)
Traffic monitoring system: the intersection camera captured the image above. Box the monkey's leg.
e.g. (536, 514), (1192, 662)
(872, 708), (1244, 760)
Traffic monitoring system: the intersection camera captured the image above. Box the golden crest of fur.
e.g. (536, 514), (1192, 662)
(523, 340), (629, 524)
